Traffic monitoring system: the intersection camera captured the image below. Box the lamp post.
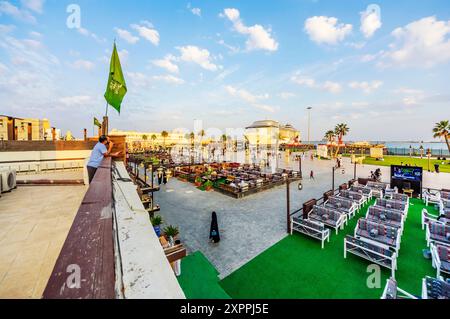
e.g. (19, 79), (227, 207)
(332, 166), (336, 191)
(307, 107), (312, 145)
(286, 179), (291, 234)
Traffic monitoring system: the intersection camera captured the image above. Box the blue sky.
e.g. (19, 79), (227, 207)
(0, 0), (449, 141)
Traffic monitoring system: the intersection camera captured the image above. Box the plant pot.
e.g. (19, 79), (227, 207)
(154, 225), (162, 237)
(206, 186), (213, 191)
(195, 182), (202, 187)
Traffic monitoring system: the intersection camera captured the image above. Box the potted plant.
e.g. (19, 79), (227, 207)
(163, 225), (180, 242)
(151, 215), (163, 237)
(204, 180), (214, 191)
(195, 176), (203, 187)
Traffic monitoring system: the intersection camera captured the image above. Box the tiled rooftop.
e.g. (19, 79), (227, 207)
(0, 172), (87, 299)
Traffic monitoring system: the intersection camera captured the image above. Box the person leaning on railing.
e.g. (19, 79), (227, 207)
(87, 135), (121, 184)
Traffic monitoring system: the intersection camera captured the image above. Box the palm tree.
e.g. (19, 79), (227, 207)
(324, 130), (336, 144)
(433, 120), (450, 153)
(324, 130), (336, 157)
(151, 134), (157, 147)
(221, 134), (227, 156)
(334, 123), (350, 157)
(198, 130), (206, 161)
(161, 131), (169, 148)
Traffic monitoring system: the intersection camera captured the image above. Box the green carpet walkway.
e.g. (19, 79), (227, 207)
(219, 198), (437, 299)
(178, 251), (231, 299)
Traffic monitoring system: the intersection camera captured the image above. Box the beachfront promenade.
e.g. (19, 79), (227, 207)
(155, 151), (449, 279)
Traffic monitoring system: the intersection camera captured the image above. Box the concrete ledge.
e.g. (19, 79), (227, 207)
(113, 162), (185, 299)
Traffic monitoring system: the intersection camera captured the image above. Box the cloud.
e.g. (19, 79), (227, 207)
(77, 27), (106, 43)
(187, 3), (201, 17)
(279, 92), (296, 100)
(225, 85), (275, 113)
(360, 8), (382, 38)
(153, 74), (184, 85)
(127, 72), (184, 87)
(225, 85), (269, 103)
(322, 81), (342, 94)
(382, 16), (450, 68)
(59, 95), (94, 107)
(152, 55), (179, 73)
(131, 21), (159, 46)
(304, 16), (352, 45)
(21, 0), (44, 14)
(221, 8), (278, 52)
(0, 1), (36, 23)
(71, 59), (95, 71)
(177, 45), (219, 71)
(348, 81), (383, 93)
(0, 23), (15, 34)
(291, 73), (341, 94)
(114, 27), (139, 44)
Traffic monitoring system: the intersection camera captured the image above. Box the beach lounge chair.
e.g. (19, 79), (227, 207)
(291, 217), (330, 249)
(422, 209), (449, 230)
(424, 189), (441, 206)
(309, 205), (347, 235)
(442, 191), (450, 201)
(431, 244), (450, 278)
(381, 278), (417, 299)
(350, 186), (373, 200)
(426, 221), (450, 247)
(440, 199), (450, 216)
(366, 181), (389, 199)
(354, 219), (401, 251)
(391, 193), (409, 207)
(339, 190), (365, 209)
(422, 277), (450, 299)
(324, 196), (358, 219)
(344, 235), (397, 278)
(376, 198), (408, 216)
(366, 206), (404, 234)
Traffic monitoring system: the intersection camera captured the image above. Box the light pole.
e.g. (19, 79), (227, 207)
(307, 107), (312, 145)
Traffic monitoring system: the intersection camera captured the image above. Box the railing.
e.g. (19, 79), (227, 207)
(43, 157), (116, 299)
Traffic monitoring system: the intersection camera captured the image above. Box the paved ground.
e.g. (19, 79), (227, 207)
(156, 152), (361, 279)
(0, 171), (86, 299)
(156, 151), (449, 279)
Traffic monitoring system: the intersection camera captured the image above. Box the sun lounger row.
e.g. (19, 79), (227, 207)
(421, 208), (449, 230)
(366, 206), (405, 235)
(309, 205), (348, 235)
(366, 181), (389, 199)
(354, 218), (402, 251)
(291, 217), (330, 249)
(376, 198), (408, 216)
(431, 244), (450, 278)
(338, 190), (366, 209)
(426, 221), (450, 247)
(381, 277), (450, 299)
(350, 185), (373, 200)
(344, 235), (397, 278)
(324, 196), (358, 219)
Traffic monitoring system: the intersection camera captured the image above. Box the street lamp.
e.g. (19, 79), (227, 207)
(307, 107), (312, 145)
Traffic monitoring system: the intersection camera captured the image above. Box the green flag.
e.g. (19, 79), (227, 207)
(104, 43), (127, 114)
(94, 117), (102, 128)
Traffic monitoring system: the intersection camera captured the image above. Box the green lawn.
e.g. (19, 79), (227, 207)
(219, 199), (437, 299)
(363, 156), (450, 173)
(178, 251), (231, 299)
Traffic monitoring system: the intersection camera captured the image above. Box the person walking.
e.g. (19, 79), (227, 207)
(209, 212), (220, 244)
(86, 135), (121, 184)
(310, 170), (315, 180)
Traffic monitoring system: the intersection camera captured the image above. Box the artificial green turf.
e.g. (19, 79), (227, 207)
(219, 198), (437, 299)
(177, 251), (231, 299)
(362, 156), (450, 173)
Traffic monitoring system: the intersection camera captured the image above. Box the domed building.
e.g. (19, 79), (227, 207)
(245, 120), (301, 148)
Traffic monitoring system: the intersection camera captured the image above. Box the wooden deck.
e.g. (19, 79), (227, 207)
(42, 158), (115, 299)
